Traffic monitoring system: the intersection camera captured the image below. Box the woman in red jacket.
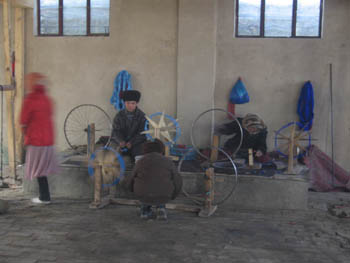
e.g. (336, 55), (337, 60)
(20, 72), (58, 204)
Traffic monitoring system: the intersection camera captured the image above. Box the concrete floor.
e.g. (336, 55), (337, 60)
(0, 188), (350, 263)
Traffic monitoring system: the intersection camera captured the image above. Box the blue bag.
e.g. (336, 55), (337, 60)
(229, 78), (250, 104)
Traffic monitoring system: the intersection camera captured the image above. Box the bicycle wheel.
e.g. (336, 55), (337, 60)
(177, 147), (238, 206)
(64, 104), (112, 153)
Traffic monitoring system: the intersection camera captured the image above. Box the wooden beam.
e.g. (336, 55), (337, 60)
(0, 0), (34, 8)
(14, 7), (25, 164)
(2, 0), (17, 180)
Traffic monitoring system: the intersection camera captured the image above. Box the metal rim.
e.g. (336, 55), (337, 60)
(191, 108), (243, 161)
(178, 146), (238, 206)
(63, 104), (112, 151)
(88, 146), (125, 188)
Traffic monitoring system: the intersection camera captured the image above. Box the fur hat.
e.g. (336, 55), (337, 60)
(143, 139), (165, 155)
(122, 90), (141, 102)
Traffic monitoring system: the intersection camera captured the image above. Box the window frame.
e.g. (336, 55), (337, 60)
(37, 0), (110, 37)
(235, 0), (324, 38)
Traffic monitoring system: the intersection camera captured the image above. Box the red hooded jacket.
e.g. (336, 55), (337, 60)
(20, 84), (54, 146)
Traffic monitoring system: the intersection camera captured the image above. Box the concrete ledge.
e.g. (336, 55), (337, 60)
(22, 165), (309, 210)
(23, 166), (93, 199)
(229, 175), (308, 210)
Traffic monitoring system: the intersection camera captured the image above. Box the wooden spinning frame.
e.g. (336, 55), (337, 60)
(86, 123), (214, 217)
(275, 121), (311, 173)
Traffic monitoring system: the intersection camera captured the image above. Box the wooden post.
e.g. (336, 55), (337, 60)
(210, 135), (219, 162)
(248, 148), (254, 167)
(204, 168), (214, 210)
(2, 0), (17, 180)
(14, 7), (25, 164)
(287, 123), (296, 174)
(87, 123), (95, 157)
(199, 167), (217, 217)
(165, 145), (170, 157)
(93, 165), (102, 205)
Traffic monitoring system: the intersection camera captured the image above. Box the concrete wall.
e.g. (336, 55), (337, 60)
(177, 0), (217, 146)
(25, 0), (178, 151)
(215, 0), (350, 170)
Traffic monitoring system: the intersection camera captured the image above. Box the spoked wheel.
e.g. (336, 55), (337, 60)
(142, 112), (181, 146)
(64, 104), (112, 153)
(191, 108), (243, 161)
(88, 146), (125, 188)
(275, 121), (311, 159)
(177, 147), (238, 206)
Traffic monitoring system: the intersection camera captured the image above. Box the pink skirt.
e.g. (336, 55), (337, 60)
(25, 146), (59, 180)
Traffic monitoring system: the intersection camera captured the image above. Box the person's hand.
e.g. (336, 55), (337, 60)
(126, 142), (132, 149)
(119, 141), (126, 148)
(255, 150), (263, 157)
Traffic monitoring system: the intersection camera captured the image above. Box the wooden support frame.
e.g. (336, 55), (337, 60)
(87, 122), (217, 216)
(2, 0), (17, 180)
(1, 0), (26, 180)
(14, 7), (25, 165)
(88, 159), (217, 217)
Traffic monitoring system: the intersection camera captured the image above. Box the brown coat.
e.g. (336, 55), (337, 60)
(125, 152), (182, 205)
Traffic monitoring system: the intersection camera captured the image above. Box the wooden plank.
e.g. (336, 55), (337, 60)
(110, 198), (201, 213)
(14, 7), (25, 164)
(2, 0), (17, 180)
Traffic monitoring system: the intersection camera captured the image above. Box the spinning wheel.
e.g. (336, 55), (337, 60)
(177, 147), (238, 207)
(191, 108), (243, 160)
(64, 104), (112, 153)
(274, 121), (311, 159)
(88, 146), (125, 188)
(142, 112), (180, 146)
(177, 108), (242, 211)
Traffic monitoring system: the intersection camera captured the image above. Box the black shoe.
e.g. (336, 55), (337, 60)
(140, 205), (153, 220)
(156, 207), (168, 220)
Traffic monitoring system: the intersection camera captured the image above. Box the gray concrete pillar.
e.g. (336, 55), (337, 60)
(177, 0), (217, 147)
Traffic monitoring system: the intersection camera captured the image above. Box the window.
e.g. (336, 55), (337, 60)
(37, 0), (110, 36)
(236, 0), (323, 38)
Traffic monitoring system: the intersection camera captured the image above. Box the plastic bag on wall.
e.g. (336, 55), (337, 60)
(229, 77), (250, 104)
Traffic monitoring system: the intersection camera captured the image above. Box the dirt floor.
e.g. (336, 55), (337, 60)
(0, 186), (350, 263)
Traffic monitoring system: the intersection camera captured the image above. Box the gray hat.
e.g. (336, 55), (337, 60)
(242, 114), (266, 134)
